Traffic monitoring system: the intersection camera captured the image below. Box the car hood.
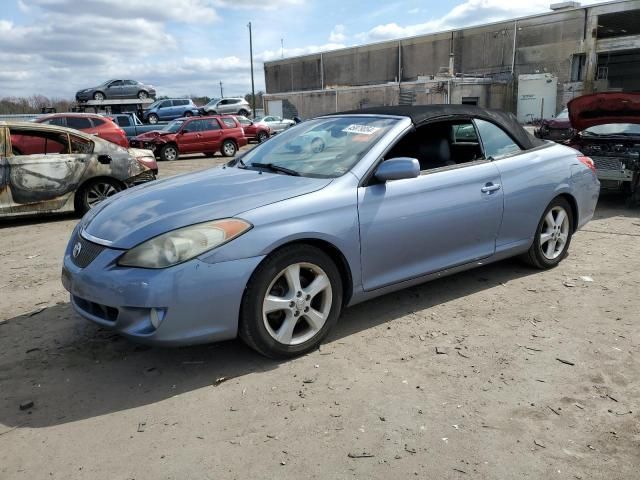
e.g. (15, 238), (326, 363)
(568, 92), (640, 131)
(83, 166), (332, 249)
(133, 130), (174, 140)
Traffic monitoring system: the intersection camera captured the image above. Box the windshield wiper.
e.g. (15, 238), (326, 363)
(249, 163), (300, 176)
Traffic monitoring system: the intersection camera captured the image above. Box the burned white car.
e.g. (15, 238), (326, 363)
(0, 121), (157, 217)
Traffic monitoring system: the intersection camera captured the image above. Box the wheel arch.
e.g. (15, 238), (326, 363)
(556, 192), (579, 233)
(74, 175), (126, 211)
(252, 238), (354, 307)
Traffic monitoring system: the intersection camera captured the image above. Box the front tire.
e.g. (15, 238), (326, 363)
(522, 197), (573, 269)
(184, 111), (193, 117)
(93, 92), (105, 101)
(221, 139), (237, 157)
(239, 245), (343, 358)
(238, 109), (250, 117)
(257, 131), (268, 143)
(75, 178), (122, 214)
(147, 114), (159, 124)
(137, 91), (148, 100)
(159, 144), (179, 161)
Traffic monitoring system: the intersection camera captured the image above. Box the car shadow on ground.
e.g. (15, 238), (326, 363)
(593, 193), (640, 220)
(0, 258), (537, 429)
(0, 211), (78, 228)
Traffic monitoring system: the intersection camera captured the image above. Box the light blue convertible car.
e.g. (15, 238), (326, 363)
(62, 105), (600, 358)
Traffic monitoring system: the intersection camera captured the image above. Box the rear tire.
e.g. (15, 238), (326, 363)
(221, 139), (237, 157)
(75, 178), (122, 214)
(522, 197), (573, 269)
(147, 114), (159, 124)
(239, 245), (343, 358)
(159, 144), (179, 161)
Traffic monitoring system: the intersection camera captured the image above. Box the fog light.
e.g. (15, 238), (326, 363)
(150, 307), (166, 329)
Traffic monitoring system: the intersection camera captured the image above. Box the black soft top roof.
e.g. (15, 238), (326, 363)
(330, 105), (542, 150)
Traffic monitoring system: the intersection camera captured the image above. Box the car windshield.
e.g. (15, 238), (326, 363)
(147, 100), (162, 109)
(254, 116), (265, 122)
(206, 98), (221, 107)
(238, 116), (399, 178)
(582, 123), (640, 136)
(162, 120), (184, 133)
(556, 109), (569, 119)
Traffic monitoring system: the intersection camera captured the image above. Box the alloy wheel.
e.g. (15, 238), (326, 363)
(262, 262), (333, 346)
(539, 206), (569, 260)
(163, 146), (178, 161)
(85, 182), (118, 208)
(223, 142), (236, 156)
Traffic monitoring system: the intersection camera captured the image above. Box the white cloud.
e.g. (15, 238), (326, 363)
(329, 24), (346, 43)
(24, 0), (219, 23)
(214, 0), (303, 9)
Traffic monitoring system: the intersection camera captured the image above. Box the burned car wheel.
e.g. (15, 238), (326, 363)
(93, 92), (105, 101)
(522, 197), (573, 269)
(239, 245), (343, 358)
(160, 144), (179, 161)
(76, 178), (122, 214)
(221, 140), (237, 157)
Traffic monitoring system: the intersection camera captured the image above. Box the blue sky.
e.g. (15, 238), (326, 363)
(0, 0), (602, 99)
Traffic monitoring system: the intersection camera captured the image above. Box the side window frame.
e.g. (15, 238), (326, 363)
(68, 133), (95, 154)
(472, 118), (523, 161)
(9, 128), (72, 156)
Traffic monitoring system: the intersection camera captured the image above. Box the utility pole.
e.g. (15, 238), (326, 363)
(219, 81), (223, 98)
(248, 21), (256, 118)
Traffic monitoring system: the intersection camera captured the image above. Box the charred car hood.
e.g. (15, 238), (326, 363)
(568, 92), (640, 131)
(83, 166), (332, 249)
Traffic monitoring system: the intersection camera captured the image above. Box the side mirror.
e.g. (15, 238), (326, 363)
(374, 157), (420, 182)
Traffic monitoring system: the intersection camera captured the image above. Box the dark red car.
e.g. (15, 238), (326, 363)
(130, 116), (247, 161)
(35, 113), (129, 148)
(234, 115), (271, 143)
(535, 108), (573, 141)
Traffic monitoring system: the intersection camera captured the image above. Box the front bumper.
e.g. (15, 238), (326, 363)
(62, 230), (264, 346)
(76, 92), (92, 102)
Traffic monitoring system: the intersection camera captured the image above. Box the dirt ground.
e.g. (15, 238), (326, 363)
(1, 153), (639, 479)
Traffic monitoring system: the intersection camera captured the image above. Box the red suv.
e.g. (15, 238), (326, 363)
(130, 115), (247, 161)
(35, 113), (129, 148)
(234, 115), (271, 143)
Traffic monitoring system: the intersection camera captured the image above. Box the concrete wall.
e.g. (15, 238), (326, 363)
(264, 0), (640, 115)
(263, 80), (509, 119)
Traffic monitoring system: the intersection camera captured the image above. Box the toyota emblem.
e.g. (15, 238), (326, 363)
(73, 242), (82, 258)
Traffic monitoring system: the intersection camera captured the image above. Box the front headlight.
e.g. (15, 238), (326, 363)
(118, 219), (252, 269)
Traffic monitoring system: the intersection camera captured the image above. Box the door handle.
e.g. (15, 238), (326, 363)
(481, 183), (501, 193)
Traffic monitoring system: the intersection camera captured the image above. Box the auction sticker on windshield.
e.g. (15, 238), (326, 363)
(342, 124), (380, 135)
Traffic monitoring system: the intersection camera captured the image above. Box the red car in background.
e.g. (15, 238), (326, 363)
(130, 115), (247, 161)
(35, 113), (129, 148)
(234, 115), (271, 143)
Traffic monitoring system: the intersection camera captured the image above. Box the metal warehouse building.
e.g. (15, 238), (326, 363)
(263, 0), (640, 121)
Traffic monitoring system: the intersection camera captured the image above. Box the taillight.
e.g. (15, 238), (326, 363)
(577, 155), (596, 173)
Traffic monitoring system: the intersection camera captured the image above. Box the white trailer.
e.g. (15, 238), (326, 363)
(517, 74), (558, 124)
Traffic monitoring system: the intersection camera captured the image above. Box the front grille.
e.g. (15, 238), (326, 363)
(70, 234), (105, 268)
(73, 296), (118, 322)
(592, 156), (623, 171)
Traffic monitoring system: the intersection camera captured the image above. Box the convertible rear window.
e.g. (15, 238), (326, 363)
(239, 116), (399, 178)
